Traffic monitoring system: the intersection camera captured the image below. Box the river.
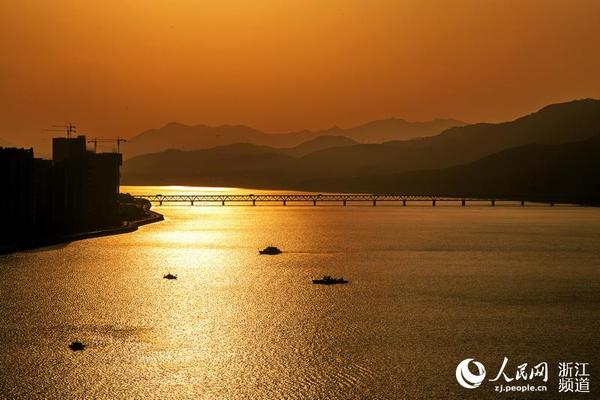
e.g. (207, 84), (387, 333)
(0, 186), (598, 399)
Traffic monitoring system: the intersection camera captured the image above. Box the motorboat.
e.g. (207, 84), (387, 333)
(259, 246), (282, 255)
(312, 276), (348, 285)
(69, 341), (86, 351)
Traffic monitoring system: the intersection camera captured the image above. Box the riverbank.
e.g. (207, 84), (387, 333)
(0, 208), (163, 256)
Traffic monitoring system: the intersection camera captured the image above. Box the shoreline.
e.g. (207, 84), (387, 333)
(0, 209), (164, 256)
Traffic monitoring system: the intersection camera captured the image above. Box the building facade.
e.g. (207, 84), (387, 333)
(0, 147), (35, 238)
(0, 135), (122, 242)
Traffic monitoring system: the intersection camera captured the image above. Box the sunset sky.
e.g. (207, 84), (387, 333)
(1, 0), (599, 150)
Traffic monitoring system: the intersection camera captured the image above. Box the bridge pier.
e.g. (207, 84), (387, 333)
(402, 199), (406, 206)
(313, 200), (317, 206)
(343, 200), (347, 206)
(550, 201), (555, 207)
(491, 200), (495, 207)
(461, 199), (466, 207)
(222, 200), (225, 206)
(159, 200), (163, 206)
(372, 200), (377, 206)
(432, 199), (436, 206)
(191, 200), (194, 206)
(283, 200), (286, 206)
(521, 200), (525, 206)
(252, 199), (256, 206)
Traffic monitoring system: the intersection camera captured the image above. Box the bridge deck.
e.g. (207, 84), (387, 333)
(135, 194), (554, 206)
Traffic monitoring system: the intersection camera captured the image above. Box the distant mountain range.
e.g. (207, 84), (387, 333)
(124, 118), (465, 159)
(300, 134), (600, 205)
(294, 98), (600, 178)
(122, 99), (600, 204)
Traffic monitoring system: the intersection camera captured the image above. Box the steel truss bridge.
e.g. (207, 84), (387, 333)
(136, 193), (556, 207)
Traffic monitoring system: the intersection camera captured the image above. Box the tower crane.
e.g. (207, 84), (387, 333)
(87, 137), (128, 153)
(42, 122), (77, 138)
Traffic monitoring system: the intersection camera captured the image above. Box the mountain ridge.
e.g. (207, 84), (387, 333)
(124, 117), (465, 159)
(297, 134), (600, 205)
(292, 98), (600, 178)
(121, 98), (600, 204)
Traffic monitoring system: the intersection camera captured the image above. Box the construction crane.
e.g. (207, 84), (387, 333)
(87, 137), (128, 153)
(42, 122), (77, 138)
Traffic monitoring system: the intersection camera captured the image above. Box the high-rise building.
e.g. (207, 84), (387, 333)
(87, 152), (122, 224)
(0, 147), (35, 237)
(0, 134), (123, 245)
(52, 135), (122, 227)
(33, 158), (53, 229)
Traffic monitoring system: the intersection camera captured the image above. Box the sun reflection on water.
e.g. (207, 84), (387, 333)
(1, 187), (599, 399)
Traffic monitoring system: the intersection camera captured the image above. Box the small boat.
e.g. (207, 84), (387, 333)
(259, 246), (282, 255)
(163, 273), (177, 280)
(312, 276), (349, 285)
(69, 341), (86, 351)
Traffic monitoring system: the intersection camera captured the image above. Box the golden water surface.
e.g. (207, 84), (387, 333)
(0, 186), (598, 399)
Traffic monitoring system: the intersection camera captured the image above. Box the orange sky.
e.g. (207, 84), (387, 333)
(1, 0), (599, 149)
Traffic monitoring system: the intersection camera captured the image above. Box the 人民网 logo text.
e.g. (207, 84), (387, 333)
(455, 357), (591, 394)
